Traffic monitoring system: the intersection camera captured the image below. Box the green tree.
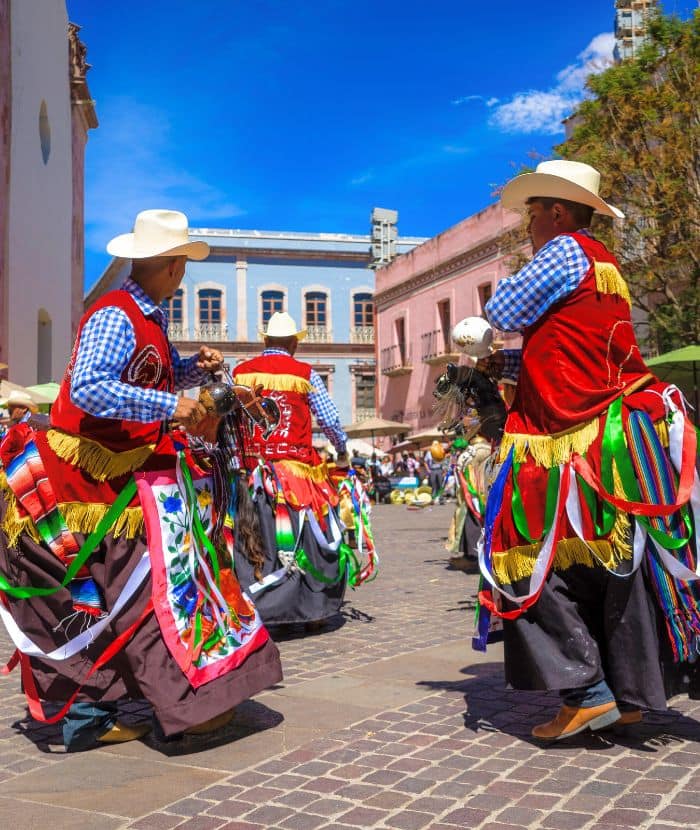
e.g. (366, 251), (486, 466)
(557, 8), (700, 352)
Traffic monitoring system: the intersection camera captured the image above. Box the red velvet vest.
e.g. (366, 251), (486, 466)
(506, 233), (650, 436)
(233, 353), (314, 464)
(51, 290), (174, 451)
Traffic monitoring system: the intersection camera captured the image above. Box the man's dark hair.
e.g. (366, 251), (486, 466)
(527, 196), (594, 227)
(264, 335), (297, 352)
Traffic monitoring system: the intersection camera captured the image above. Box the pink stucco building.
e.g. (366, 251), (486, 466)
(375, 202), (524, 435)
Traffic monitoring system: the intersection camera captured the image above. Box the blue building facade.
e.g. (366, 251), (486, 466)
(86, 225), (425, 428)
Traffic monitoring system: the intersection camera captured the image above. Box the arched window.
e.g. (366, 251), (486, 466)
(261, 290), (284, 326)
(162, 288), (184, 326)
(353, 292), (374, 328)
(199, 288), (222, 324)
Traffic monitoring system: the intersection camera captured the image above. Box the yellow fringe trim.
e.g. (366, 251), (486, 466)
(234, 372), (315, 394)
(47, 429), (155, 482)
(499, 417), (600, 468)
(492, 536), (632, 585)
(0, 473), (41, 547)
(0, 474), (144, 548)
(594, 261), (631, 307)
(274, 459), (329, 483)
(58, 502), (143, 539)
(0, 475), (143, 547)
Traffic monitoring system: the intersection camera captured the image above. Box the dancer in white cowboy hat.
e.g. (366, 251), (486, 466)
(475, 160), (699, 741)
(0, 209), (282, 750)
(231, 310), (354, 631)
(3, 390), (38, 425)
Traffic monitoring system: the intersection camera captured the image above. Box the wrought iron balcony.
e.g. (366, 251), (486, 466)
(380, 344), (412, 376)
(350, 326), (375, 345)
(420, 329), (461, 365)
(305, 325), (331, 343)
(194, 322), (227, 341)
(354, 407), (377, 421)
(167, 323), (188, 341)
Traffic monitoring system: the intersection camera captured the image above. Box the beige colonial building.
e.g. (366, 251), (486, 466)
(0, 1), (97, 385)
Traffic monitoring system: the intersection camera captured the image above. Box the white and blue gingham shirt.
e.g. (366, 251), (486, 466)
(260, 348), (347, 454)
(485, 231), (591, 333)
(70, 278), (207, 422)
(485, 231), (592, 383)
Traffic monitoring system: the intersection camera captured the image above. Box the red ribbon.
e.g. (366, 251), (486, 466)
(571, 416), (696, 517)
(15, 600), (154, 724)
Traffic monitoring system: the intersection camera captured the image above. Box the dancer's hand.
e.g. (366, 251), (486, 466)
(171, 397), (207, 429)
(197, 346), (224, 372)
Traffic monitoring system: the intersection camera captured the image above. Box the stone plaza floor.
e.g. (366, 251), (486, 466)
(0, 503), (699, 829)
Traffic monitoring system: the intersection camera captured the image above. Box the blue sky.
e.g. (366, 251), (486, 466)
(67, 0), (698, 287)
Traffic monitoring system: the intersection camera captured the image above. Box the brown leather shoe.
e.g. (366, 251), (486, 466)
(532, 702), (620, 741)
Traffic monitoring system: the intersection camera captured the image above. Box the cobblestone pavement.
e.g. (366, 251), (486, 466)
(1, 503), (700, 829)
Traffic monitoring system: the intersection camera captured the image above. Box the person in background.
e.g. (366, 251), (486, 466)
(232, 311), (351, 629)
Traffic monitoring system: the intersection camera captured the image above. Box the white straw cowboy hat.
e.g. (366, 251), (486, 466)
(261, 311), (307, 341)
(2, 390), (38, 413)
(106, 209), (210, 260)
(501, 160), (625, 219)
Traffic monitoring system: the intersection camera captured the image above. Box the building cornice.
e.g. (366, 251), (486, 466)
(374, 231), (510, 311)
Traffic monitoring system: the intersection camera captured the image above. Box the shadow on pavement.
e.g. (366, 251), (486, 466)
(417, 661), (700, 751)
(12, 697), (284, 756)
(266, 612), (347, 642)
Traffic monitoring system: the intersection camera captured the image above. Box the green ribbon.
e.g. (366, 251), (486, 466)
(295, 542), (359, 586)
(0, 477), (138, 599)
(179, 453), (220, 587)
(582, 396), (692, 551)
(511, 462), (560, 544)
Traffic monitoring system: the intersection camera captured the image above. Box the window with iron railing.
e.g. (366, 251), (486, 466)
(198, 288), (222, 324)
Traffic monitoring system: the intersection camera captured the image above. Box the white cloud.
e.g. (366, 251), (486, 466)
(451, 94), (488, 106)
(83, 96), (245, 256)
(488, 32), (615, 135)
(350, 170), (374, 186)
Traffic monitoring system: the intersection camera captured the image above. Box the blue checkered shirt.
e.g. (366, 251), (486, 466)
(485, 231), (591, 334)
(70, 277), (207, 422)
(261, 348), (347, 454)
(485, 231), (592, 383)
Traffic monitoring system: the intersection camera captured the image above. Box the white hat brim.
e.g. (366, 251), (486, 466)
(501, 172), (624, 219)
(106, 233), (210, 261)
(259, 328), (308, 341)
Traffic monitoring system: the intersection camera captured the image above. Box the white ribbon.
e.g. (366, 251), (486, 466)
(565, 465), (645, 578)
(478, 464), (565, 605)
(0, 552), (151, 661)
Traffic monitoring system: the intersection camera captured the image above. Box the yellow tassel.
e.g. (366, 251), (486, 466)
(0, 473), (142, 545)
(0, 473), (41, 546)
(234, 372), (315, 394)
(47, 429), (155, 482)
(654, 417), (670, 448)
(274, 459), (329, 482)
(594, 261), (631, 307)
(492, 535), (632, 585)
(58, 502), (144, 539)
(499, 417), (600, 468)
(609, 461), (632, 560)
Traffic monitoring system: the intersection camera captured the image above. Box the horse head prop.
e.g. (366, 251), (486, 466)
(433, 363), (506, 444)
(193, 375), (281, 443)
